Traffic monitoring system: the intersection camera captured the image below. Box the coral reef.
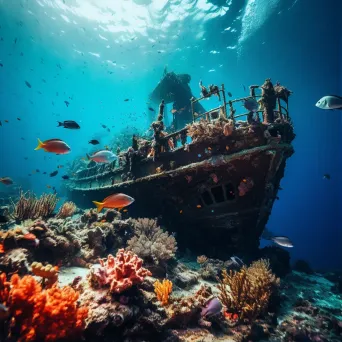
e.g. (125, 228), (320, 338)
(126, 218), (177, 265)
(154, 279), (172, 305)
(89, 249), (151, 293)
(218, 259), (279, 321)
(31, 261), (58, 288)
(56, 201), (77, 219)
(0, 273), (88, 341)
(186, 118), (234, 143)
(11, 192), (58, 221)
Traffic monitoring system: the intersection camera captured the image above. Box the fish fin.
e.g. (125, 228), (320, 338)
(92, 201), (104, 213)
(57, 121), (63, 127)
(34, 138), (45, 151)
(86, 153), (91, 161)
(328, 95), (342, 100)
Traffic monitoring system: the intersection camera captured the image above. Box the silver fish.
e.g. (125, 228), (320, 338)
(230, 256), (245, 267)
(270, 236), (293, 248)
(315, 95), (342, 110)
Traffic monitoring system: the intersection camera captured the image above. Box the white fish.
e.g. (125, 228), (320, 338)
(87, 150), (117, 163)
(270, 236), (294, 248)
(315, 95), (342, 110)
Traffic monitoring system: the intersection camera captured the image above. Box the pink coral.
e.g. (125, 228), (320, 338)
(90, 249), (151, 293)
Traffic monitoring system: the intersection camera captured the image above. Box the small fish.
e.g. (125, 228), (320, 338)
(93, 193), (135, 212)
(230, 256), (245, 267)
(17, 117), (21, 121)
(43, 172), (47, 174)
(171, 109), (177, 114)
(50, 171), (58, 177)
(148, 107), (155, 112)
(0, 303), (9, 320)
(0, 177), (13, 185)
(89, 139), (100, 145)
(0, 121), (2, 126)
(242, 84), (246, 91)
(34, 138), (71, 154)
(201, 297), (222, 318)
(57, 120), (80, 129)
(227, 92), (232, 97)
(0, 63), (3, 67)
(124, 99), (129, 102)
(64, 100), (70, 107)
(87, 150), (117, 163)
(315, 95), (342, 110)
(46, 185), (51, 188)
(243, 97), (259, 112)
(25, 81), (31, 88)
(270, 236), (294, 248)
(62, 175), (69, 180)
(4, 120), (8, 123)
(57, 165), (64, 169)
(101, 124), (107, 128)
(107, 128), (110, 132)
(323, 174), (331, 180)
(36, 169), (40, 173)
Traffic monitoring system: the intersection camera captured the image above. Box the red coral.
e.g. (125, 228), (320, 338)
(0, 273), (88, 341)
(90, 248), (151, 293)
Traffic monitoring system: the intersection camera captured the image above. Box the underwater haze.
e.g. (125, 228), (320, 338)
(0, 0), (341, 271)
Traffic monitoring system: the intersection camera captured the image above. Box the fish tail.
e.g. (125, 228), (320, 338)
(57, 121), (63, 127)
(34, 138), (45, 151)
(92, 201), (104, 212)
(86, 153), (91, 160)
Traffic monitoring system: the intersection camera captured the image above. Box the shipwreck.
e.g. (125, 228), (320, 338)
(66, 75), (295, 256)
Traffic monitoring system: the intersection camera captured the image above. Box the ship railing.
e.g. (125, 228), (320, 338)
(190, 84), (290, 123)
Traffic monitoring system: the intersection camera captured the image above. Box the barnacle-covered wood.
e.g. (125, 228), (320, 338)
(126, 218), (177, 264)
(217, 258), (279, 321)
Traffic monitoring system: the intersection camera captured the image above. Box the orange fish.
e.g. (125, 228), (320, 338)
(0, 243), (5, 253)
(0, 177), (13, 185)
(22, 233), (37, 240)
(34, 138), (71, 154)
(171, 109), (177, 114)
(92, 193), (135, 213)
(196, 205), (202, 208)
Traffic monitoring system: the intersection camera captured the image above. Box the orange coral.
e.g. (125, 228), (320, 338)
(0, 273), (88, 342)
(154, 279), (172, 306)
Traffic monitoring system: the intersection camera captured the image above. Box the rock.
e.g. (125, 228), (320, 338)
(166, 328), (215, 342)
(259, 246), (290, 277)
(0, 248), (32, 275)
(293, 259), (314, 274)
(170, 263), (199, 289)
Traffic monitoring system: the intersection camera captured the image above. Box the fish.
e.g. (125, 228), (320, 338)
(25, 81), (31, 88)
(201, 297), (222, 318)
(43, 172), (47, 174)
(0, 177), (13, 185)
(101, 124), (107, 128)
(0, 63), (3, 67)
(57, 121), (80, 129)
(227, 92), (232, 97)
(89, 139), (100, 145)
(62, 175), (69, 180)
(36, 169), (40, 173)
(315, 95), (342, 110)
(148, 107), (155, 112)
(270, 236), (293, 248)
(34, 138), (71, 154)
(230, 256), (245, 267)
(323, 174), (331, 180)
(50, 171), (58, 177)
(124, 99), (129, 102)
(0, 121), (2, 126)
(93, 193), (135, 212)
(0, 303), (9, 320)
(243, 97), (259, 112)
(242, 84), (246, 91)
(171, 109), (177, 114)
(4, 120), (8, 123)
(64, 100), (70, 107)
(57, 165), (64, 169)
(87, 150), (117, 163)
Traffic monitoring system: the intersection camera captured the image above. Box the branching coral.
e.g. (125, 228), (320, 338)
(126, 218), (177, 264)
(89, 248), (151, 294)
(0, 273), (88, 341)
(11, 191), (58, 221)
(186, 118), (234, 143)
(56, 201), (77, 219)
(154, 279), (172, 306)
(217, 259), (279, 322)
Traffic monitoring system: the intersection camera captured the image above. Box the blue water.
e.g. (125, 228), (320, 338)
(0, 0), (341, 270)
